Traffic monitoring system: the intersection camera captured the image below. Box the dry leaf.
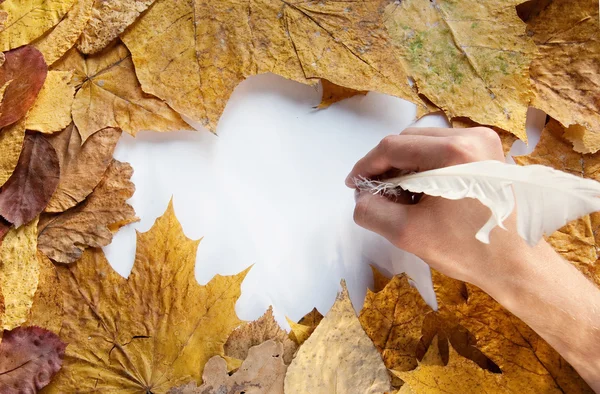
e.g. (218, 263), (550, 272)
(0, 217), (39, 330)
(395, 342), (510, 394)
(0, 326), (66, 393)
(516, 0), (552, 21)
(451, 117), (518, 156)
(285, 281), (391, 393)
(45, 201), (250, 392)
(515, 119), (600, 286)
(0, 46), (47, 129)
(385, 0), (535, 140)
(0, 218), (9, 245)
(25, 252), (63, 334)
(527, 0), (600, 153)
(52, 43), (188, 141)
(0, 0), (76, 50)
(0, 118), (25, 188)
(286, 307), (323, 346)
(32, 0), (95, 65)
(0, 133), (60, 228)
(318, 79), (367, 109)
(169, 340), (287, 394)
(77, 0), (157, 54)
(25, 71), (75, 133)
(38, 159), (138, 263)
(371, 265), (392, 293)
(121, 0), (425, 131)
(225, 306), (297, 364)
(45, 124), (121, 213)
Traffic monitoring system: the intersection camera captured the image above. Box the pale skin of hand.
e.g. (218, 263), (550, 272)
(347, 127), (600, 392)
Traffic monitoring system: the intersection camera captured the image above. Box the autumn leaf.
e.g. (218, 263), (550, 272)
(0, 119), (25, 188)
(121, 0), (426, 131)
(371, 265), (392, 293)
(286, 307), (323, 346)
(395, 341), (510, 394)
(318, 79), (366, 109)
(45, 124), (121, 213)
(170, 340), (287, 394)
(0, 218), (39, 330)
(0, 46), (47, 129)
(527, 0), (600, 153)
(0, 326), (66, 393)
(25, 71), (75, 133)
(225, 306), (297, 364)
(0, 0), (76, 50)
(385, 0), (535, 140)
(0, 133), (60, 228)
(44, 201), (250, 392)
(32, 0), (95, 65)
(52, 43), (189, 141)
(515, 119), (600, 287)
(25, 252), (63, 334)
(285, 281), (391, 393)
(516, 0), (552, 21)
(38, 159), (138, 263)
(0, 218), (9, 245)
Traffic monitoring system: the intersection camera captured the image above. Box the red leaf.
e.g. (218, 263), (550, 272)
(0, 326), (66, 393)
(0, 133), (60, 227)
(0, 46), (47, 129)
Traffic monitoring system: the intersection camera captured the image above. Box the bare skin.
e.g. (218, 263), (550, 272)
(347, 127), (600, 392)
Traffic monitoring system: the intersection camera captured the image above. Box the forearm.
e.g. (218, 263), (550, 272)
(481, 240), (600, 391)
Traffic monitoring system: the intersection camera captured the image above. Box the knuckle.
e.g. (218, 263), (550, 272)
(444, 136), (478, 163)
(378, 135), (399, 155)
(475, 127), (502, 145)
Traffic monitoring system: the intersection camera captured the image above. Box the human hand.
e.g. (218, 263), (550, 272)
(346, 127), (528, 289)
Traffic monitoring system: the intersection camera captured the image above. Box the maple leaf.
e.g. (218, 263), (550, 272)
(32, 0), (95, 66)
(120, 0), (425, 131)
(515, 119), (600, 287)
(0, 218), (39, 330)
(170, 340), (287, 394)
(286, 307), (323, 346)
(52, 43), (189, 141)
(0, 326), (66, 393)
(0, 133), (60, 228)
(38, 159), (138, 263)
(285, 281), (391, 393)
(318, 79), (366, 109)
(225, 306), (297, 364)
(385, 0), (535, 140)
(44, 201), (250, 392)
(0, 119), (25, 188)
(25, 252), (63, 334)
(0, 46), (47, 129)
(45, 124), (121, 213)
(395, 340), (510, 394)
(0, 0), (76, 51)
(25, 71), (76, 134)
(527, 0), (600, 153)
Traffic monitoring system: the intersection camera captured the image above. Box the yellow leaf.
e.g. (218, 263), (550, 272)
(32, 0), (95, 66)
(515, 119), (600, 287)
(0, 118), (25, 188)
(25, 252), (63, 334)
(285, 281), (391, 393)
(0, 217), (39, 330)
(0, 0), (76, 51)
(286, 307), (323, 346)
(25, 71), (75, 133)
(45, 201), (251, 392)
(318, 79), (366, 109)
(371, 265), (392, 293)
(52, 43), (189, 141)
(121, 0), (425, 131)
(395, 343), (510, 393)
(527, 0), (600, 153)
(224, 306), (298, 364)
(385, 0), (535, 140)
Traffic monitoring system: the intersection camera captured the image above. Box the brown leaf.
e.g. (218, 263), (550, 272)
(0, 133), (60, 228)
(25, 252), (63, 334)
(0, 217), (9, 245)
(169, 340), (287, 394)
(45, 124), (121, 213)
(515, 119), (600, 287)
(0, 326), (66, 393)
(517, 0), (552, 21)
(225, 306), (297, 364)
(318, 79), (367, 109)
(0, 46), (48, 129)
(371, 265), (392, 293)
(37, 159), (138, 263)
(0, 119), (26, 188)
(44, 202), (249, 392)
(527, 0), (600, 153)
(52, 43), (189, 141)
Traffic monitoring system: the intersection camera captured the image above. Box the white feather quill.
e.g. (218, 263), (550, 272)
(356, 160), (600, 246)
